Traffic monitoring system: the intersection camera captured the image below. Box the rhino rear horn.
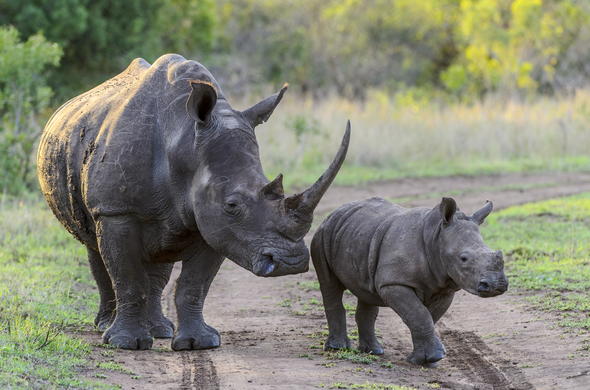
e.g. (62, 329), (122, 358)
(472, 200), (493, 225)
(285, 120), (351, 215)
(261, 173), (284, 200)
(187, 80), (218, 123)
(242, 83), (288, 128)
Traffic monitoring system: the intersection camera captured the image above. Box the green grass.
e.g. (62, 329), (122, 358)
(325, 349), (379, 365)
(96, 361), (134, 375)
(0, 196), (111, 389)
(278, 156), (590, 189)
(321, 382), (416, 390)
(297, 280), (320, 291)
(482, 193), (590, 331)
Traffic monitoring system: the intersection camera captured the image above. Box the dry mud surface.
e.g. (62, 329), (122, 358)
(82, 171), (590, 389)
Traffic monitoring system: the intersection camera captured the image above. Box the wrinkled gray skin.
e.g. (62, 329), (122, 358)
(37, 54), (350, 350)
(311, 197), (508, 366)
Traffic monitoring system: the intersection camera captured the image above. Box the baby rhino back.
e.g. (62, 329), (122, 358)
(311, 197), (415, 304)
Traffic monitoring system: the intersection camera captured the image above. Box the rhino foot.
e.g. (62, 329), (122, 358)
(324, 336), (351, 351)
(407, 338), (446, 366)
(103, 324), (153, 350)
(358, 340), (384, 355)
(149, 315), (175, 339)
(172, 324), (220, 351)
(94, 309), (115, 332)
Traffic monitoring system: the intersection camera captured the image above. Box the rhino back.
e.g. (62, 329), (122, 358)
(38, 54), (218, 245)
(316, 197), (430, 303)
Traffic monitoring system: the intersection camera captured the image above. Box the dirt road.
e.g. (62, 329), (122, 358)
(83, 171), (590, 390)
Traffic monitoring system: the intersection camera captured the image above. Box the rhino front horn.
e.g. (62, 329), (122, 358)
(285, 120), (351, 214)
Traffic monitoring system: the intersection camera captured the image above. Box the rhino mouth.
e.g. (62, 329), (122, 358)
(476, 278), (508, 298)
(253, 254), (277, 276)
(252, 251), (309, 277)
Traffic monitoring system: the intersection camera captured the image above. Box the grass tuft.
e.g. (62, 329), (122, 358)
(326, 349), (379, 364)
(0, 196), (110, 389)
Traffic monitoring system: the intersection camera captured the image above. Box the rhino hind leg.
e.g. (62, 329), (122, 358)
(355, 300), (383, 355)
(87, 247), (116, 332)
(146, 262), (175, 338)
(172, 245), (223, 351)
(97, 217), (153, 350)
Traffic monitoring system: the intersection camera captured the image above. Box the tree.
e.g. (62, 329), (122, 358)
(441, 0), (590, 98)
(0, 26), (62, 194)
(0, 0), (217, 98)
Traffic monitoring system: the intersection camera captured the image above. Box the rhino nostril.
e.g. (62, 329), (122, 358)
(477, 280), (491, 293)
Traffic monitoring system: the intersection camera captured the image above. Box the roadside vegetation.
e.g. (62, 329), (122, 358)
(258, 91), (590, 188)
(4, 1), (590, 194)
(483, 193), (590, 337)
(0, 196), (109, 389)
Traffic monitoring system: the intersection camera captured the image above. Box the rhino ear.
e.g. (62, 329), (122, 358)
(187, 80), (217, 123)
(242, 83), (288, 128)
(440, 197), (457, 226)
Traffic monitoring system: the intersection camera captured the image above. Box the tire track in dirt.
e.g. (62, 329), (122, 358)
(86, 171), (590, 389)
(180, 351), (219, 390)
(438, 325), (533, 390)
(163, 266), (221, 390)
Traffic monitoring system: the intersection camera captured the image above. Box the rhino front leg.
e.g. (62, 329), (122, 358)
(311, 237), (350, 350)
(172, 245), (224, 351)
(356, 300), (383, 355)
(318, 277), (349, 350)
(380, 285), (445, 366)
(427, 292), (455, 324)
(97, 217), (153, 350)
(146, 262), (175, 338)
(87, 247), (116, 332)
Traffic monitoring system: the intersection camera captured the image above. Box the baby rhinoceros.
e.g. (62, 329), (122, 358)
(311, 197), (508, 366)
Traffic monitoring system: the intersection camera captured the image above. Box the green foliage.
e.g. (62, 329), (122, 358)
(482, 193), (590, 331)
(3, 0), (590, 100)
(0, 26), (62, 194)
(443, 0), (590, 97)
(217, 0), (459, 97)
(216, 0), (590, 99)
(156, 0), (217, 55)
(0, 0), (217, 96)
(0, 196), (108, 388)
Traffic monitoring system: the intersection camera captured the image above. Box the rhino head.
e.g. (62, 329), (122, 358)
(435, 198), (508, 297)
(184, 80), (350, 277)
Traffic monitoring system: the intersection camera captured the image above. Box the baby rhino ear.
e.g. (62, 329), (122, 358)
(440, 197), (457, 225)
(186, 80), (218, 123)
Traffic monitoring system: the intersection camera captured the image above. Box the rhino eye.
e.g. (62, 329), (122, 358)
(460, 254), (469, 262)
(223, 201), (242, 216)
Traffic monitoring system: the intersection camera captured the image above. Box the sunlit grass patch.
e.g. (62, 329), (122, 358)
(482, 193), (590, 332)
(0, 196), (108, 389)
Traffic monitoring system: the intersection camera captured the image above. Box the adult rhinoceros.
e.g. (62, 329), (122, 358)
(37, 54), (350, 350)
